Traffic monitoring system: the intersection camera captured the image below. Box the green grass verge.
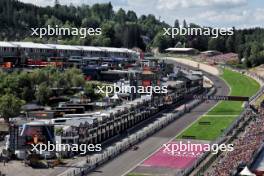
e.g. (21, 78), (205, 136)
(177, 68), (260, 140)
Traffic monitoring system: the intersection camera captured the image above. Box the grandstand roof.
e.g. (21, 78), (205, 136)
(76, 45), (102, 52)
(11, 42), (52, 49)
(0, 41), (138, 54)
(46, 44), (79, 50)
(0, 41), (17, 48)
(165, 48), (196, 52)
(99, 47), (131, 53)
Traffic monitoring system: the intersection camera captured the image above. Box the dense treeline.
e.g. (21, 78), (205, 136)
(0, 0), (264, 67)
(0, 67), (104, 122)
(0, 0), (167, 50)
(0, 68), (85, 104)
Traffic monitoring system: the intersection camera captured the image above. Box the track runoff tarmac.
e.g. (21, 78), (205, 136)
(87, 60), (229, 176)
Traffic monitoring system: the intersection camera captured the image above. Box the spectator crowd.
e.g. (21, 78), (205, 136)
(196, 53), (238, 65)
(206, 107), (264, 176)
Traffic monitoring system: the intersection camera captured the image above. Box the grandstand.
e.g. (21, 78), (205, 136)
(205, 106), (264, 176)
(0, 41), (139, 67)
(186, 69), (264, 176)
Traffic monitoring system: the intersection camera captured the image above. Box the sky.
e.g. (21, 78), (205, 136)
(20, 0), (264, 28)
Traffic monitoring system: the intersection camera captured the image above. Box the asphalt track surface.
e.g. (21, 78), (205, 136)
(88, 61), (230, 176)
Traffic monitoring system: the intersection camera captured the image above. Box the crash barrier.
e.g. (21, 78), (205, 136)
(58, 88), (217, 176)
(181, 67), (264, 176)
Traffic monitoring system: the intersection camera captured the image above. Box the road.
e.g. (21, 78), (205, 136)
(87, 61), (229, 176)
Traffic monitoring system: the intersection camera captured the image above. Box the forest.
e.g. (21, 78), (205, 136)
(0, 0), (264, 67)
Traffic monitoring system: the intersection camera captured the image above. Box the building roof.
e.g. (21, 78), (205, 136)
(46, 44), (79, 50)
(11, 42), (52, 49)
(0, 41), (17, 48)
(201, 50), (221, 54)
(165, 48), (196, 52)
(76, 45), (102, 52)
(0, 41), (138, 54)
(99, 47), (135, 54)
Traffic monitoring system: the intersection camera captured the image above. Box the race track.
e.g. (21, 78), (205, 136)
(88, 60), (229, 176)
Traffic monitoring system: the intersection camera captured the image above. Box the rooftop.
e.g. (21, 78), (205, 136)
(0, 41), (17, 48)
(0, 41), (138, 54)
(11, 42), (52, 49)
(46, 44), (79, 50)
(165, 48), (197, 52)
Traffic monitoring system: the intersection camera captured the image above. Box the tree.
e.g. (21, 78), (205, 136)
(1, 73), (19, 96)
(208, 37), (226, 52)
(81, 17), (100, 28)
(250, 42), (262, 56)
(188, 36), (208, 51)
(91, 35), (111, 46)
(91, 3), (114, 21)
(101, 21), (115, 45)
(225, 35), (235, 52)
(127, 10), (137, 22)
(35, 83), (52, 105)
(153, 31), (172, 52)
(115, 8), (126, 23)
(0, 94), (24, 123)
(3, 0), (264, 62)
(122, 23), (145, 49)
(54, 0), (60, 8)
(84, 83), (99, 99)
(64, 68), (85, 88)
(45, 16), (63, 27)
(21, 87), (34, 101)
(17, 72), (34, 101)
(249, 52), (264, 67)
(243, 45), (251, 59)
(183, 20), (188, 28)
(174, 19), (179, 28)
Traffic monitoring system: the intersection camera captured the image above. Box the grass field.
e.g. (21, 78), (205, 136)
(177, 69), (260, 140)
